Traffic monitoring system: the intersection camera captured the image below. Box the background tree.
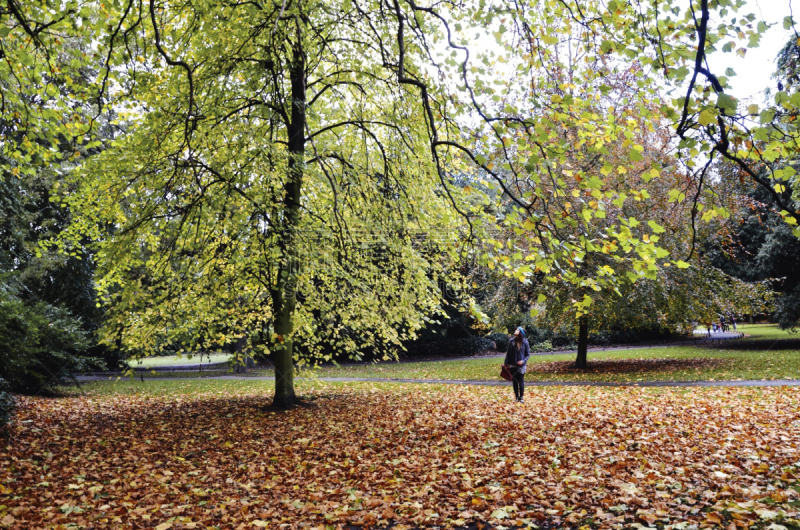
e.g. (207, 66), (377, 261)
(708, 175), (800, 329)
(0, 11), (113, 392)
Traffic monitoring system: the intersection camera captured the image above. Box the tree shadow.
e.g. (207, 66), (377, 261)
(704, 339), (800, 350)
(531, 357), (730, 374)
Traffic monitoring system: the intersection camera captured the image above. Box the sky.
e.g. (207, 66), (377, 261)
(723, 0), (797, 102)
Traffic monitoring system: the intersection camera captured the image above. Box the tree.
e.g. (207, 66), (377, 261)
(447, 12), (682, 367)
(708, 177), (800, 329)
(52, 0), (474, 407)
(0, 10), (115, 391)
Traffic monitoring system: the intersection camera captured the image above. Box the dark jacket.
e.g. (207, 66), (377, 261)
(504, 338), (531, 374)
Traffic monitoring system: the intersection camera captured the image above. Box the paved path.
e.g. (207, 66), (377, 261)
(75, 374), (800, 387)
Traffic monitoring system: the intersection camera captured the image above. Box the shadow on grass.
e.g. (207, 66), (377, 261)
(706, 339), (800, 350)
(531, 357), (731, 374)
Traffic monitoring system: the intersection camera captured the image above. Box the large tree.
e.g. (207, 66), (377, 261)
(53, 0), (475, 407)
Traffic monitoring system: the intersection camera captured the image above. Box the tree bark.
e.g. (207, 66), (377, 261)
(575, 315), (589, 369)
(271, 42), (306, 409)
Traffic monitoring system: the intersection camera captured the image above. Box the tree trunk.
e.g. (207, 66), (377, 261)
(575, 315), (589, 369)
(271, 43), (306, 409)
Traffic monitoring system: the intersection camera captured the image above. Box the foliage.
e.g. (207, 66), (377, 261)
(0, 14), (120, 385)
(486, 332), (509, 352)
(0, 157), (111, 344)
(0, 377), (14, 433)
(403, 336), (495, 358)
(2, 385), (799, 528)
(45, 0), (475, 406)
(709, 179), (800, 329)
(0, 281), (92, 393)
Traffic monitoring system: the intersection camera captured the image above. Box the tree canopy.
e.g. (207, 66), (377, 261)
(2, 0), (800, 401)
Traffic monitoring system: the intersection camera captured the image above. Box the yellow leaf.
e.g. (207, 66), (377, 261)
(155, 523), (172, 530)
(698, 109), (717, 126)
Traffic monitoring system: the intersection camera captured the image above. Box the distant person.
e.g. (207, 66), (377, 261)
(504, 327), (530, 403)
(731, 315), (737, 331)
(720, 315), (726, 332)
(706, 322), (711, 337)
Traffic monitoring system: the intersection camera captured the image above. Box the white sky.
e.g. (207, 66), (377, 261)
(722, 0), (798, 102)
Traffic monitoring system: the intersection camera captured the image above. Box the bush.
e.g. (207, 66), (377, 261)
(487, 332), (509, 352)
(0, 282), (95, 393)
(402, 336), (495, 358)
(0, 377), (15, 433)
(530, 339), (553, 352)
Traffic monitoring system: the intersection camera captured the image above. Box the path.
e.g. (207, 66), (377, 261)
(74, 374), (800, 387)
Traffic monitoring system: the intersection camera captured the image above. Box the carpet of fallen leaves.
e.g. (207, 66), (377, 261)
(530, 358), (730, 375)
(1, 385), (800, 530)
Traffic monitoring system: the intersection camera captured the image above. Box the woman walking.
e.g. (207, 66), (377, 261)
(505, 327), (531, 402)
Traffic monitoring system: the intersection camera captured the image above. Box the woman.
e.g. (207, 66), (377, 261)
(504, 327), (531, 402)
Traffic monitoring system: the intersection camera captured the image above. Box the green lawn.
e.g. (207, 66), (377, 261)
(116, 329), (800, 385)
(274, 344), (800, 383)
(738, 322), (799, 341)
(126, 352), (231, 367)
(75, 377), (274, 396)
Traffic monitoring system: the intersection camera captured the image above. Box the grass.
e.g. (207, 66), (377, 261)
(108, 326), (800, 385)
(68, 376), (783, 401)
(73, 377), (276, 396)
(126, 352), (231, 367)
(238, 344), (800, 383)
(738, 322), (799, 341)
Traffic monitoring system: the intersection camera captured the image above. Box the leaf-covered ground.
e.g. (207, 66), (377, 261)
(2, 382), (800, 530)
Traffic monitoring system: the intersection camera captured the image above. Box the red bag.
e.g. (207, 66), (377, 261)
(500, 365), (512, 381)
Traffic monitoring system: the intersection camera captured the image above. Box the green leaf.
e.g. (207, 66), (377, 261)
(675, 260), (690, 269)
(647, 220), (666, 234)
(717, 93), (738, 114)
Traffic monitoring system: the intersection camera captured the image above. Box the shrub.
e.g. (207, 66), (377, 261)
(487, 332), (509, 352)
(0, 377), (15, 433)
(402, 336), (495, 358)
(0, 282), (95, 393)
